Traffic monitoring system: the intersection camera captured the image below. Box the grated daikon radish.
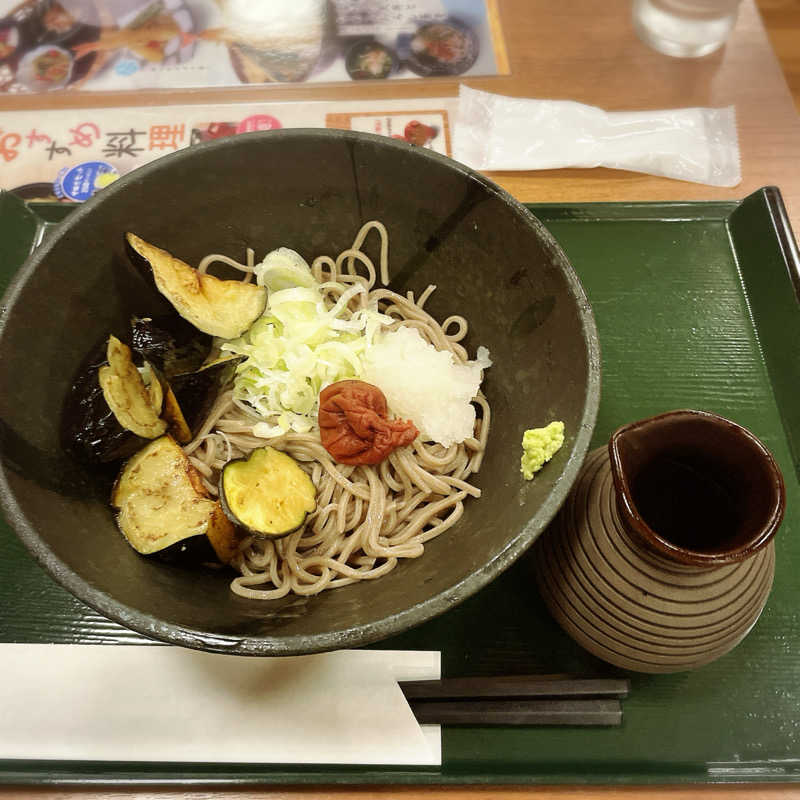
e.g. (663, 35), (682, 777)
(363, 326), (491, 447)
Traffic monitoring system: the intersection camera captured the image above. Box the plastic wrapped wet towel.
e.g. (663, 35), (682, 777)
(453, 85), (741, 187)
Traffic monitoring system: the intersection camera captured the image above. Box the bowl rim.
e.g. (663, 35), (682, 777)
(0, 128), (601, 655)
(608, 409), (786, 566)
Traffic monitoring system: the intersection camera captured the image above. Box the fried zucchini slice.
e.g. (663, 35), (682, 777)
(126, 233), (267, 340)
(219, 446), (316, 539)
(112, 435), (219, 556)
(98, 335), (167, 440)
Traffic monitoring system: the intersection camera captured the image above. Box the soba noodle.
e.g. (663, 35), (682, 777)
(186, 222), (490, 599)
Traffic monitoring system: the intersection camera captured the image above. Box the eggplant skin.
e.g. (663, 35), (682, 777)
(168, 354), (245, 437)
(154, 532), (220, 566)
(206, 503), (244, 566)
(63, 337), (173, 464)
(112, 435), (221, 556)
(130, 315), (212, 379)
(219, 446), (316, 539)
(62, 352), (149, 464)
(152, 367), (193, 444)
(125, 233), (267, 340)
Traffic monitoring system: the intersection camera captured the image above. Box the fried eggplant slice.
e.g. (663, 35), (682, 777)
(98, 335), (167, 440)
(112, 435), (223, 557)
(158, 377), (193, 444)
(143, 362), (164, 415)
(168, 354), (245, 437)
(125, 233), (267, 339)
(62, 353), (147, 464)
(219, 446), (316, 539)
(147, 354), (245, 445)
(130, 314), (212, 378)
(206, 503), (245, 566)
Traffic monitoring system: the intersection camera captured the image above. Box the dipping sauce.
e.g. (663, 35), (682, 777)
(631, 451), (740, 551)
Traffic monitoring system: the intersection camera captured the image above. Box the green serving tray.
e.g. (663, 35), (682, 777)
(0, 187), (798, 786)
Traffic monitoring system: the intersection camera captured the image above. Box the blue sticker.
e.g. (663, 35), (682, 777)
(114, 58), (139, 76)
(53, 161), (119, 203)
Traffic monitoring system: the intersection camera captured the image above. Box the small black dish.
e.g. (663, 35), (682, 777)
(345, 38), (397, 80)
(406, 18), (479, 77)
(35, 0), (86, 44)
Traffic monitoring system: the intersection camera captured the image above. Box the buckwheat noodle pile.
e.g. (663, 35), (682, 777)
(185, 221), (491, 599)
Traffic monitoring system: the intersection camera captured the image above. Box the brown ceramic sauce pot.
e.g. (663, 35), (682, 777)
(534, 410), (786, 673)
(609, 409), (785, 566)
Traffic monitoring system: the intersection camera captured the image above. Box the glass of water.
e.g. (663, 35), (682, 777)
(632, 0), (743, 58)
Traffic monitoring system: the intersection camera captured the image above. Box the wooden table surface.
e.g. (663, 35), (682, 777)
(757, 0), (800, 109)
(1, 0), (799, 797)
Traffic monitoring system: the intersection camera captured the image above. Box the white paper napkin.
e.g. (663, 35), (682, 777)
(454, 85), (741, 187)
(0, 645), (440, 765)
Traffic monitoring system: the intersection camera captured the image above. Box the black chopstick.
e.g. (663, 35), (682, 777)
(399, 675), (630, 701)
(407, 698), (623, 726)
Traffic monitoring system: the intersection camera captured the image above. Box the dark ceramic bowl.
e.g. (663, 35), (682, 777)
(0, 129), (599, 655)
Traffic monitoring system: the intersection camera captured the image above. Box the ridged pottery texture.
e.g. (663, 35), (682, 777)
(534, 410), (784, 673)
